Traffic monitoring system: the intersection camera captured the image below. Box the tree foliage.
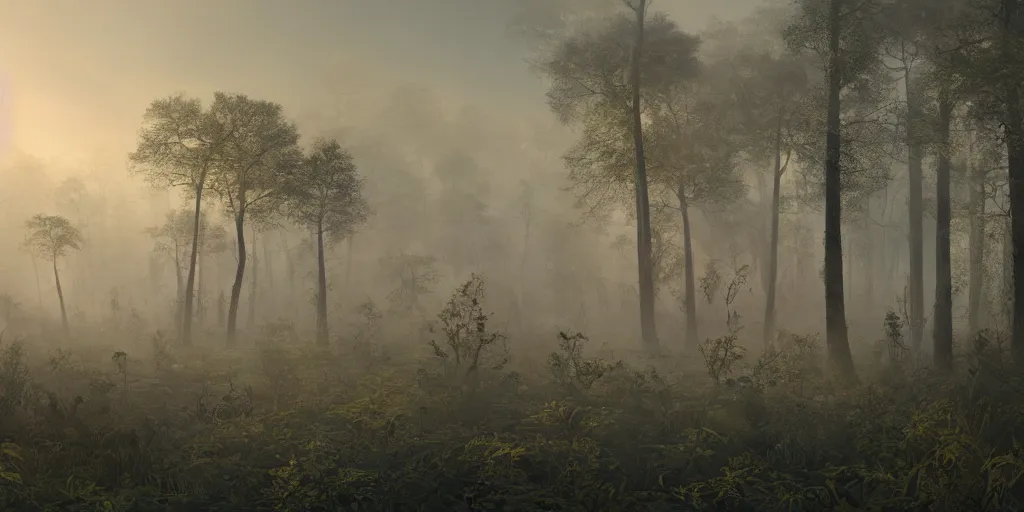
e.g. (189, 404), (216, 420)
(23, 214), (81, 261)
(284, 138), (369, 242)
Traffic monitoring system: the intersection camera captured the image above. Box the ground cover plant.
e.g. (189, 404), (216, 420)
(1, 276), (1022, 511)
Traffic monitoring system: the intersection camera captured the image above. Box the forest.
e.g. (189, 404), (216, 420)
(1, 0), (1024, 509)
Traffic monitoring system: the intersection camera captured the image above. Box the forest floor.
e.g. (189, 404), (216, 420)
(0, 320), (1022, 511)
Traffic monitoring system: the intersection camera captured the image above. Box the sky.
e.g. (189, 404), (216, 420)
(0, 0), (762, 173)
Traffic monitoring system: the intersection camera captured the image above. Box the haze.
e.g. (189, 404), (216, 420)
(2, 0), (1022, 509)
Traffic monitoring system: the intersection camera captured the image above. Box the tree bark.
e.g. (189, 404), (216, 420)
(53, 257), (69, 336)
(316, 222), (329, 346)
(182, 174), (207, 347)
(1004, 0), (1024, 365)
(628, 0), (659, 352)
(824, 0), (856, 380)
(677, 187), (698, 347)
(906, 73), (926, 357)
(763, 124), (784, 347)
(933, 91), (954, 371)
(226, 206), (247, 347)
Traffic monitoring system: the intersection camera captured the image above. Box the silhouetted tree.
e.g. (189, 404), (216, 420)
(24, 214), (82, 335)
(206, 93), (301, 346)
(540, 5), (700, 351)
(129, 94), (236, 346)
(284, 138), (369, 346)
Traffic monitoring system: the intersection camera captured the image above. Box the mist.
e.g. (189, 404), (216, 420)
(1, 0), (1022, 509)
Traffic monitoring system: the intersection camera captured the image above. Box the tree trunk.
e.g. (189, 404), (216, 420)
(678, 187), (698, 347)
(906, 73), (926, 357)
(628, 0), (658, 352)
(933, 91), (954, 371)
(763, 138), (784, 348)
(53, 257), (69, 336)
(968, 148), (986, 336)
(182, 174), (207, 346)
(1004, 0), (1024, 364)
(824, 0), (856, 380)
(226, 207), (247, 347)
(316, 223), (329, 346)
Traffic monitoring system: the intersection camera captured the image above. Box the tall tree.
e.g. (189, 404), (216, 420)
(730, 48), (814, 347)
(932, 86), (956, 370)
(960, 119), (1006, 335)
(881, 0), (929, 355)
(284, 137), (369, 346)
(207, 93), (301, 346)
(786, 0), (887, 380)
(624, 0), (657, 351)
(540, 5), (700, 351)
(922, 0), (1023, 359)
(129, 94), (236, 346)
(24, 214), (82, 335)
(998, 0), (1024, 364)
(644, 79), (746, 346)
(917, 0), (980, 371)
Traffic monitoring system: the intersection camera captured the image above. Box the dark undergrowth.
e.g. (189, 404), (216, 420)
(1, 283), (1023, 511)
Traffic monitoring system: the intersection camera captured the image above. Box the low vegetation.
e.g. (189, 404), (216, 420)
(1, 277), (1022, 511)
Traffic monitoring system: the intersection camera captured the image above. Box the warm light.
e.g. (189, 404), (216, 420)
(0, 75), (9, 157)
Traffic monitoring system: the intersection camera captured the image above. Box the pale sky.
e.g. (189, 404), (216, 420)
(0, 0), (761, 173)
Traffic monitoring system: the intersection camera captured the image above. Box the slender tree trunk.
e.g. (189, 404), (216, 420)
(678, 188), (698, 347)
(968, 152), (986, 336)
(906, 73), (926, 357)
(1004, 0), (1024, 364)
(182, 174), (207, 346)
(933, 91), (954, 371)
(824, 0), (856, 380)
(628, 0), (658, 352)
(316, 223), (329, 346)
(53, 257), (69, 336)
(1008, 96), (1024, 364)
(227, 205), (247, 347)
(763, 152), (784, 347)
